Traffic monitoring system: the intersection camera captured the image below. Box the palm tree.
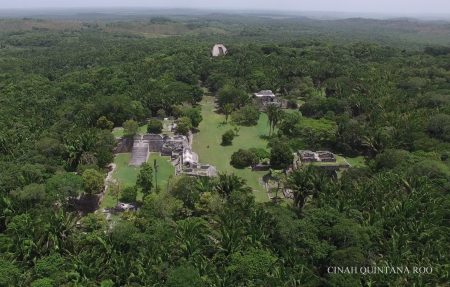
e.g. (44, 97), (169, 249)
(266, 104), (284, 136)
(286, 166), (328, 212)
(214, 173), (247, 199)
(223, 103), (234, 123)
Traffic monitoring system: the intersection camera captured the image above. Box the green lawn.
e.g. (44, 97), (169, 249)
(112, 153), (140, 187)
(193, 96), (270, 202)
(101, 153), (175, 208)
(111, 124), (149, 138)
(112, 127), (125, 138)
(149, 153), (176, 192)
(345, 156), (367, 168)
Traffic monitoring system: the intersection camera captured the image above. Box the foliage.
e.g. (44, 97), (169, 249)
(147, 119), (163, 134)
(96, 116), (114, 130)
(120, 186), (138, 203)
(230, 149), (259, 168)
(0, 14), (449, 287)
(182, 107), (203, 128)
(248, 147), (270, 161)
(136, 162), (154, 196)
(266, 104), (284, 135)
(165, 264), (204, 287)
(217, 85), (250, 109)
(427, 113), (450, 141)
(123, 119), (139, 137)
(169, 176), (201, 211)
(82, 169), (104, 195)
(0, 258), (20, 286)
(221, 129), (235, 146)
(232, 105), (261, 126)
(45, 173), (83, 206)
(222, 103), (234, 123)
(270, 141), (294, 169)
(176, 117), (193, 135)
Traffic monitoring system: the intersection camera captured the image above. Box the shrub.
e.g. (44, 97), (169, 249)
(123, 119), (139, 137)
(82, 169), (104, 195)
(232, 105), (260, 126)
(147, 119), (163, 134)
(270, 142), (293, 169)
(231, 149), (259, 168)
(120, 186), (138, 203)
(221, 130), (235, 146)
(156, 108), (166, 118)
(96, 116), (114, 130)
(176, 117), (193, 135)
(182, 107), (203, 128)
(249, 148), (270, 160)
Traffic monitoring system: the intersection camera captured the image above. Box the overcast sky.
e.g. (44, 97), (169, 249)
(0, 0), (448, 15)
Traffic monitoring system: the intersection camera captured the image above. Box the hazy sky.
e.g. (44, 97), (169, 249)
(0, 0), (448, 15)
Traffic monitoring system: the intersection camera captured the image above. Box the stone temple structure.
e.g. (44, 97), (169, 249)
(211, 44), (228, 57)
(129, 133), (217, 177)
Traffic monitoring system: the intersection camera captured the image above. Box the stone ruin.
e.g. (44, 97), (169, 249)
(211, 44), (228, 57)
(183, 162), (218, 177)
(128, 133), (217, 177)
(293, 150), (350, 172)
(298, 150), (336, 163)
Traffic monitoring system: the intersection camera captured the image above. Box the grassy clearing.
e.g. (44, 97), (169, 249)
(193, 96), (270, 202)
(345, 156), (367, 168)
(149, 153), (176, 192)
(112, 120), (174, 138)
(101, 153), (175, 208)
(111, 124), (149, 138)
(112, 127), (124, 138)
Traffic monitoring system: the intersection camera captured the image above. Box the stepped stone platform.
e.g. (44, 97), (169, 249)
(130, 141), (149, 166)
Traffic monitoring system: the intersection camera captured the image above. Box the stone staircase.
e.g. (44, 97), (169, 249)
(130, 142), (149, 166)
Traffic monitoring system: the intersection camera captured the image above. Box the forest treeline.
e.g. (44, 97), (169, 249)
(0, 16), (449, 286)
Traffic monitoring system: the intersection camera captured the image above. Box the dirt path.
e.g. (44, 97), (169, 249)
(96, 162), (117, 212)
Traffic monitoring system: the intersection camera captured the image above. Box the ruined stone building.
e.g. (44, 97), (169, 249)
(128, 133), (217, 177)
(211, 44), (228, 57)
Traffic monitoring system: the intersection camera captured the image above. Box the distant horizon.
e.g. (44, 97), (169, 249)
(0, 6), (449, 21)
(0, 0), (449, 19)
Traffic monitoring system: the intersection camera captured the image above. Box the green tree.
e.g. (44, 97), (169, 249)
(170, 176), (201, 210)
(10, 183), (47, 208)
(218, 85), (250, 109)
(96, 116), (114, 130)
(221, 130), (235, 146)
(46, 173), (83, 206)
(270, 142), (293, 169)
(232, 105), (260, 126)
(123, 119), (139, 137)
(82, 169), (104, 195)
(223, 103), (234, 123)
(214, 173), (249, 198)
(427, 113), (450, 141)
(157, 108), (166, 118)
(286, 166), (329, 212)
(176, 117), (193, 135)
(266, 104), (284, 135)
(120, 186), (138, 203)
(137, 162), (153, 196)
(31, 278), (55, 287)
(183, 108), (203, 128)
(230, 149), (259, 168)
(147, 119), (163, 134)
(227, 249), (277, 282)
(165, 264), (204, 287)
(0, 258), (20, 286)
